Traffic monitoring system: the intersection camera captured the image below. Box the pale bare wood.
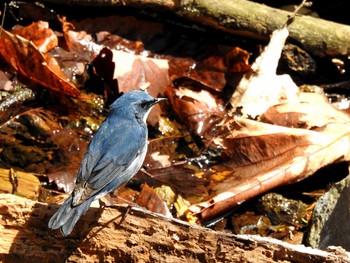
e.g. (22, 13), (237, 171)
(0, 194), (349, 262)
(0, 168), (41, 199)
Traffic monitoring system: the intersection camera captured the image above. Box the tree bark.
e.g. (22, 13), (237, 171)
(0, 194), (349, 262)
(29, 0), (350, 57)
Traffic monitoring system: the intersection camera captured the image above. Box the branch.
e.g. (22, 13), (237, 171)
(24, 0), (350, 57)
(0, 194), (349, 262)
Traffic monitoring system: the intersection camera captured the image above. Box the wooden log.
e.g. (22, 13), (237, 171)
(25, 0), (350, 57)
(0, 194), (349, 262)
(0, 168), (41, 200)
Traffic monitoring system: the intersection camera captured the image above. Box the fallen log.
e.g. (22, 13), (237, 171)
(0, 194), (349, 262)
(25, 0), (350, 57)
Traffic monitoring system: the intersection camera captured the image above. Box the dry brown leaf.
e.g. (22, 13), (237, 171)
(0, 28), (81, 97)
(185, 27), (350, 223)
(144, 137), (180, 169)
(229, 27), (299, 118)
(11, 21), (58, 53)
(92, 47), (170, 124)
(262, 92), (350, 129)
(61, 18), (99, 61)
(0, 71), (13, 92)
(165, 48), (251, 143)
(138, 137), (207, 198)
(166, 86), (225, 143)
(142, 165), (207, 198)
(61, 15), (164, 60)
(109, 50), (169, 94)
(188, 104), (350, 222)
(135, 183), (172, 217)
(0, 108), (88, 182)
(198, 47), (251, 74)
(168, 47), (250, 95)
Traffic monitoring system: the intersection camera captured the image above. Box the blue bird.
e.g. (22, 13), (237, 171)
(48, 90), (167, 236)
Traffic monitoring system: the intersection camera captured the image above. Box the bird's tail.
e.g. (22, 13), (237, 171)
(48, 195), (93, 236)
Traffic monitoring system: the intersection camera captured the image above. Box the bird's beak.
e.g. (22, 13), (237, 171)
(148, 97), (167, 107)
(141, 97), (167, 109)
(154, 97), (168, 105)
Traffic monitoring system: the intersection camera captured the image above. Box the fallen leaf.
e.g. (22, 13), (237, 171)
(61, 18), (100, 61)
(0, 28), (81, 97)
(229, 27), (299, 118)
(46, 169), (78, 193)
(0, 108), (88, 176)
(198, 47), (251, 74)
(262, 92), (350, 129)
(92, 47), (170, 124)
(141, 165), (207, 198)
(61, 15), (165, 60)
(138, 137), (207, 198)
(135, 183), (172, 217)
(187, 112), (350, 222)
(165, 85), (225, 143)
(0, 71), (13, 91)
(11, 21), (58, 53)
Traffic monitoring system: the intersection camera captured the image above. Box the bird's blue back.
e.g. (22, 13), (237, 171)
(77, 96), (148, 192)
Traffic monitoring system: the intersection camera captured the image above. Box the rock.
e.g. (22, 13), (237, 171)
(305, 173), (350, 251)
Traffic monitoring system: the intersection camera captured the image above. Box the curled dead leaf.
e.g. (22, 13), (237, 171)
(0, 28), (81, 97)
(11, 21), (58, 53)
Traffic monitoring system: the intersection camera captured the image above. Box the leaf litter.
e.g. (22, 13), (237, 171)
(1, 2), (350, 244)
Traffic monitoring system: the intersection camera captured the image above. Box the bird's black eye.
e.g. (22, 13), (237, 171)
(140, 101), (148, 108)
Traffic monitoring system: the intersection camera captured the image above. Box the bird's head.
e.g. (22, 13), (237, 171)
(110, 90), (167, 123)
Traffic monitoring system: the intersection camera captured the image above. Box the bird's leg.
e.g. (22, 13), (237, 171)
(89, 199), (107, 223)
(120, 204), (132, 224)
(111, 195), (137, 224)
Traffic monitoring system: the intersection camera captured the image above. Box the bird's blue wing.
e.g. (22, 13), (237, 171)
(74, 120), (147, 203)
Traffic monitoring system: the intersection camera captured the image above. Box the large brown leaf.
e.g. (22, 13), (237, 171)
(187, 97), (350, 222)
(0, 28), (81, 97)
